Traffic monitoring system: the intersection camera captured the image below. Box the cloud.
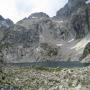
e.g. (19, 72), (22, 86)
(0, 0), (68, 23)
(0, 0), (22, 22)
(16, 0), (68, 16)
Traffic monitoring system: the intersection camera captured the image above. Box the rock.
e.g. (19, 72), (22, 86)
(28, 12), (49, 19)
(0, 15), (4, 21)
(80, 42), (90, 60)
(55, 0), (88, 39)
(81, 55), (90, 63)
(56, 0), (86, 19)
(70, 11), (87, 39)
(0, 15), (13, 28)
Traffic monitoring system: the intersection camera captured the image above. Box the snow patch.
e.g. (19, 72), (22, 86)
(75, 84), (81, 90)
(68, 39), (74, 43)
(86, 0), (90, 4)
(71, 34), (90, 51)
(59, 21), (63, 23)
(36, 47), (41, 52)
(31, 17), (38, 19)
(56, 44), (63, 47)
(39, 35), (45, 42)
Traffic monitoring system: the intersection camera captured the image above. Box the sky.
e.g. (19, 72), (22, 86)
(0, 0), (68, 23)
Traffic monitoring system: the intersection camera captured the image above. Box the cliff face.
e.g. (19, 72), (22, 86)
(56, 0), (89, 39)
(56, 0), (86, 19)
(0, 0), (90, 63)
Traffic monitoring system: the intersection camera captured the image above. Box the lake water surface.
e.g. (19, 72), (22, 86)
(9, 61), (90, 68)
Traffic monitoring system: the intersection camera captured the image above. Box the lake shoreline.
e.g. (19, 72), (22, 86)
(5, 61), (90, 68)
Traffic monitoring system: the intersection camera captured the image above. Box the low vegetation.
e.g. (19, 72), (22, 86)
(0, 66), (89, 90)
(40, 43), (58, 57)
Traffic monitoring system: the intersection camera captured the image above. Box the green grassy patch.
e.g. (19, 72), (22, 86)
(32, 66), (62, 72)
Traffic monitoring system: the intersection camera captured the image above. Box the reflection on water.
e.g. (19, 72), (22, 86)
(9, 61), (90, 68)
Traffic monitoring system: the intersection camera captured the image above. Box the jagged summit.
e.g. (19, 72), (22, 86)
(56, 0), (87, 19)
(28, 12), (49, 19)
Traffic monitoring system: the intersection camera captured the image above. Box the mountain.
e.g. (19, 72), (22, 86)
(55, 0), (89, 39)
(56, 0), (86, 19)
(28, 12), (49, 19)
(0, 0), (90, 63)
(0, 15), (13, 28)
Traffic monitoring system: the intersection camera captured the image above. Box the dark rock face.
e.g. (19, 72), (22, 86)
(6, 26), (39, 47)
(56, 0), (89, 39)
(56, 0), (86, 19)
(71, 12), (87, 39)
(6, 18), (14, 26)
(0, 15), (4, 21)
(0, 15), (14, 28)
(80, 42), (90, 60)
(68, 0), (86, 8)
(0, 16), (14, 43)
(56, 4), (71, 19)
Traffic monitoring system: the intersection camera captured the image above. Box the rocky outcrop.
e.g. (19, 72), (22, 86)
(56, 0), (86, 19)
(80, 42), (90, 60)
(70, 9), (88, 39)
(0, 15), (14, 41)
(55, 0), (88, 39)
(0, 15), (13, 28)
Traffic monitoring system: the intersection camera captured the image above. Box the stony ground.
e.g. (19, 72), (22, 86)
(0, 66), (90, 90)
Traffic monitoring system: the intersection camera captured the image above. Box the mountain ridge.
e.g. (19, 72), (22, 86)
(0, 0), (90, 63)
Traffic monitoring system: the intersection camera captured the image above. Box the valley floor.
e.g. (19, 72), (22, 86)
(0, 66), (90, 90)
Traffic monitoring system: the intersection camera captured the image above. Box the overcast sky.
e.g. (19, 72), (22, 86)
(0, 0), (68, 23)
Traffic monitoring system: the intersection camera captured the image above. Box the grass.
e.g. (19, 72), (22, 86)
(0, 66), (86, 90)
(32, 66), (62, 72)
(0, 66), (63, 89)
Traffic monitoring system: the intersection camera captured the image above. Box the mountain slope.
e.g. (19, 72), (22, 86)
(0, 0), (90, 63)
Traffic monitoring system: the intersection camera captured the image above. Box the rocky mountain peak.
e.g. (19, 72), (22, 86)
(68, 0), (86, 9)
(68, 0), (86, 5)
(28, 12), (49, 19)
(56, 0), (87, 19)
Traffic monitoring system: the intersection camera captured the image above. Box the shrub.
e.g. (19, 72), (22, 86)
(40, 43), (58, 57)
